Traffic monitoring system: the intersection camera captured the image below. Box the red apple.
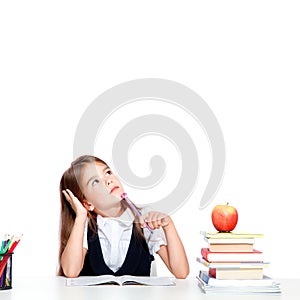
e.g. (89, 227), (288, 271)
(211, 203), (238, 232)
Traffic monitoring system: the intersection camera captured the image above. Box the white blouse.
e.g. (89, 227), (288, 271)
(83, 208), (167, 272)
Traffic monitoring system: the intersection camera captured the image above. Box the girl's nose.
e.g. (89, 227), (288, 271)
(106, 179), (113, 186)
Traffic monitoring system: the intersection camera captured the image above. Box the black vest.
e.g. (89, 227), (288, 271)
(80, 222), (154, 276)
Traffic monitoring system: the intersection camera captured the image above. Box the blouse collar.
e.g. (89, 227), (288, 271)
(97, 208), (135, 228)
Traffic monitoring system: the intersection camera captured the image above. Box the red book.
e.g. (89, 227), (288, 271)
(201, 248), (263, 262)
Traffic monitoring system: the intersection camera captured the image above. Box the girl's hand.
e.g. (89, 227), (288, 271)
(62, 189), (88, 219)
(139, 211), (172, 230)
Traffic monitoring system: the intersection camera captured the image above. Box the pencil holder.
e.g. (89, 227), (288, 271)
(0, 253), (13, 290)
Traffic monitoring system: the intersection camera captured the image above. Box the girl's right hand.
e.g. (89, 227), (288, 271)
(62, 189), (88, 219)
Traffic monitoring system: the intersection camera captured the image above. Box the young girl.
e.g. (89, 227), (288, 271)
(58, 155), (189, 279)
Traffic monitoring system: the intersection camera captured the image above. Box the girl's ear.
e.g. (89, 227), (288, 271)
(82, 200), (95, 211)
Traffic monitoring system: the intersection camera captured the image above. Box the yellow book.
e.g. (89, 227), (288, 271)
(201, 231), (264, 239)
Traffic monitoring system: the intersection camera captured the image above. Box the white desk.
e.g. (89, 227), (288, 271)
(1, 276), (298, 300)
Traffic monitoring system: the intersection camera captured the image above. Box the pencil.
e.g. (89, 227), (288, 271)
(0, 235), (22, 278)
(120, 192), (153, 233)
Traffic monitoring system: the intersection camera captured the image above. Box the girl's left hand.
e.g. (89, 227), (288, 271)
(139, 211), (172, 230)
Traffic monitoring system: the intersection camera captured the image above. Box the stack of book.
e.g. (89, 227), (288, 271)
(196, 231), (281, 295)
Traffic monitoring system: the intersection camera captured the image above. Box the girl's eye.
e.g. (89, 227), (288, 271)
(104, 170), (112, 177)
(91, 179), (100, 186)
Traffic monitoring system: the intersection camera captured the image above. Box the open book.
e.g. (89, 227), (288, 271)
(66, 275), (176, 286)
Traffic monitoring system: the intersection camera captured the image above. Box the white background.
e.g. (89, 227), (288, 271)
(1, 1), (299, 279)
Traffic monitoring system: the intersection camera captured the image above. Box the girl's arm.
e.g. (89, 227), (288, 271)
(140, 212), (189, 279)
(60, 189), (88, 278)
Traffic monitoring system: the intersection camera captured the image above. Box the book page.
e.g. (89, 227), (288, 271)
(119, 275), (175, 286)
(66, 275), (121, 286)
(66, 275), (176, 287)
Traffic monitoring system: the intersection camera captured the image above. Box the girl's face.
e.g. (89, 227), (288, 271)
(80, 162), (124, 213)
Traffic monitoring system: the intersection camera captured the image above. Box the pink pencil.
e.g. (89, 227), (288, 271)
(120, 192), (153, 233)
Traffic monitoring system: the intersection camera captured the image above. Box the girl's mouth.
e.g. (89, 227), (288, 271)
(110, 186), (119, 194)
